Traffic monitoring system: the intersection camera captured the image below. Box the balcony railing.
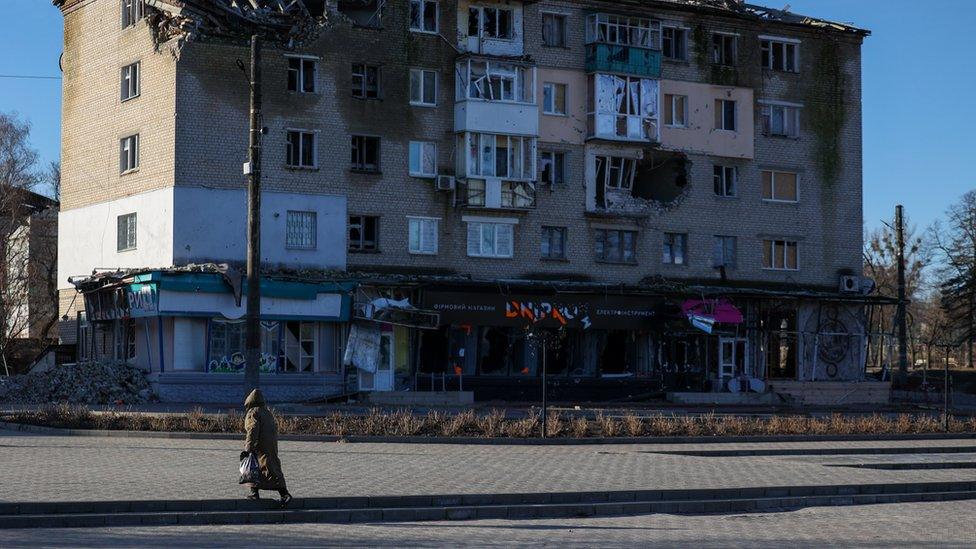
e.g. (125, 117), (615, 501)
(455, 179), (536, 210)
(585, 43), (662, 78)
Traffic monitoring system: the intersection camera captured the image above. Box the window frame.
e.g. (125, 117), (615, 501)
(594, 228), (637, 264)
(541, 12), (568, 47)
(409, 68), (438, 106)
(121, 0), (144, 29)
(348, 215), (379, 252)
(285, 210), (317, 250)
(286, 56), (318, 94)
(117, 213), (137, 252)
(286, 129), (317, 168)
(760, 101), (802, 138)
(468, 5), (515, 40)
(119, 134), (139, 174)
(466, 220), (515, 259)
(350, 135), (381, 172)
(542, 82), (567, 115)
(595, 155), (637, 191)
(662, 232), (688, 265)
(539, 150), (565, 186)
(409, 0), (439, 34)
(760, 36), (801, 73)
(715, 99), (737, 132)
(663, 93), (688, 127)
(351, 63), (380, 99)
(585, 13), (661, 49)
(408, 140), (437, 178)
(408, 216), (439, 255)
(713, 235), (737, 269)
(713, 165), (737, 197)
(761, 169), (800, 203)
(461, 132), (537, 181)
(540, 226), (567, 260)
(120, 62), (140, 102)
(662, 26), (688, 61)
(711, 32), (738, 66)
(763, 239), (799, 271)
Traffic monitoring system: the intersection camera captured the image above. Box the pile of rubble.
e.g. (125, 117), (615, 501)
(0, 362), (153, 405)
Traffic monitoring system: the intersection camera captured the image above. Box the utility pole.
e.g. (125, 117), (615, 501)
(895, 204), (908, 383)
(541, 343), (548, 438)
(244, 34), (263, 397)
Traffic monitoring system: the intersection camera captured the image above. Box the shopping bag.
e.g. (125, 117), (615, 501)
(239, 452), (261, 485)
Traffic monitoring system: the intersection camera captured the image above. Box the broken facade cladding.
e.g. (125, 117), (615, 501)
(54, 0), (881, 404)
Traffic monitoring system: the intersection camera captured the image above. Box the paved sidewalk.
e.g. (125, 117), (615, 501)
(3, 429), (976, 503)
(2, 500), (975, 547)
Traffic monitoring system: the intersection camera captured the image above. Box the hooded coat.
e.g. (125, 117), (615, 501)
(243, 389), (287, 491)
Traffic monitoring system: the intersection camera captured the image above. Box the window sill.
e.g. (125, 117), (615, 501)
(287, 90), (320, 96)
(540, 256), (569, 263)
(467, 255), (514, 260)
(543, 112), (569, 117)
(664, 124), (689, 129)
(410, 173), (437, 179)
(117, 247), (137, 253)
(351, 96), (382, 101)
(409, 251), (438, 256)
(410, 29), (440, 36)
(761, 199), (800, 205)
(714, 194), (739, 200)
(349, 248), (381, 254)
(763, 134), (801, 141)
(541, 44), (571, 49)
(350, 168), (382, 175)
(594, 259), (638, 266)
(120, 168), (140, 176)
(409, 102), (438, 108)
(121, 94), (140, 104)
(664, 58), (690, 65)
(662, 262), (689, 267)
(763, 267), (800, 272)
(285, 165), (319, 172)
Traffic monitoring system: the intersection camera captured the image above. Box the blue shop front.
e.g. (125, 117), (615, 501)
(75, 269), (354, 403)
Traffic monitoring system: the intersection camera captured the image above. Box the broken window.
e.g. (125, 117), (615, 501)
(469, 6), (513, 39)
(351, 135), (379, 171)
(500, 180), (535, 209)
(763, 239), (799, 270)
(761, 170), (798, 202)
(662, 233), (687, 265)
(121, 0), (144, 29)
(585, 14), (660, 49)
(541, 226), (567, 259)
(409, 141), (437, 177)
(761, 103), (801, 138)
(408, 217), (438, 255)
(539, 150), (565, 186)
(595, 229), (636, 264)
(458, 60), (533, 103)
(349, 215), (379, 251)
(338, 0), (385, 29)
(119, 134), (139, 173)
(409, 69), (437, 106)
(464, 133), (535, 180)
(543, 82), (567, 115)
(409, 0), (438, 33)
(662, 27), (687, 60)
(351, 64), (379, 98)
(286, 211), (317, 250)
(282, 321), (315, 373)
(117, 213), (137, 252)
(542, 13), (567, 47)
(595, 155), (637, 191)
(120, 62), (140, 101)
(589, 74), (659, 140)
(467, 221), (514, 258)
(287, 131), (316, 168)
(713, 235), (736, 269)
(761, 38), (799, 72)
(715, 99), (736, 131)
(288, 57), (317, 93)
(713, 165), (737, 197)
(711, 33), (737, 66)
(663, 94), (687, 127)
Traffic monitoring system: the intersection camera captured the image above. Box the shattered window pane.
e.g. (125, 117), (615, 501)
(410, 0), (437, 33)
(338, 0), (384, 28)
(423, 0), (438, 32)
(468, 7), (480, 36)
(349, 216), (378, 251)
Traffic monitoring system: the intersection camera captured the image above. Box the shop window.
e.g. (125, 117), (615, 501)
(766, 310), (798, 379)
(349, 215), (379, 251)
(207, 320), (279, 373)
(478, 327), (511, 375)
(288, 57), (317, 93)
(282, 321), (315, 373)
(594, 229), (636, 264)
(599, 331), (633, 375)
(77, 312), (92, 362)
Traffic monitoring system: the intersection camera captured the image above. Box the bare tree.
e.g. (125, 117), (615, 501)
(931, 191), (976, 369)
(0, 112), (57, 375)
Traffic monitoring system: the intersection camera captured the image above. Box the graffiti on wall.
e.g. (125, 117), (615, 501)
(208, 352), (278, 374)
(504, 301), (593, 329)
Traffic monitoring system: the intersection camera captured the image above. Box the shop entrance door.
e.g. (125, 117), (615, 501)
(358, 333), (395, 392)
(719, 337), (747, 380)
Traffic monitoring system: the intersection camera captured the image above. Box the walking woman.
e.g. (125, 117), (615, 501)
(241, 388), (292, 505)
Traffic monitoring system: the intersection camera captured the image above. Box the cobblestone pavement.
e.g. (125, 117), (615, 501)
(3, 429), (976, 503)
(1, 500), (974, 548)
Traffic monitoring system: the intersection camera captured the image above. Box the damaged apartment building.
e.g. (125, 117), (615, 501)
(55, 0), (891, 404)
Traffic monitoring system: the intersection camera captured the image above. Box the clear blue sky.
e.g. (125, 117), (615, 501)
(1, 0), (972, 232)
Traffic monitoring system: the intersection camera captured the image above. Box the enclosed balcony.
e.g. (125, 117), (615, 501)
(586, 73), (660, 142)
(455, 58), (538, 136)
(454, 132), (537, 210)
(585, 43), (662, 79)
(455, 179), (537, 210)
(584, 13), (662, 79)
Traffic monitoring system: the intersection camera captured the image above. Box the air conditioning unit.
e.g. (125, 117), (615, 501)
(435, 175), (456, 192)
(839, 275), (860, 293)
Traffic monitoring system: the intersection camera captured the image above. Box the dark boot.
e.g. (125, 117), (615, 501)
(246, 487), (260, 500)
(279, 490), (292, 507)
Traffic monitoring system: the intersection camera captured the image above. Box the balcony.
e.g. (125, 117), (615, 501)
(455, 100), (539, 136)
(585, 43), (661, 79)
(455, 178), (536, 210)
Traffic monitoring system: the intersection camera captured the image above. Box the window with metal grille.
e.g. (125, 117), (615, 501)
(117, 213), (137, 252)
(121, 62), (140, 101)
(287, 57), (316, 93)
(286, 211), (316, 249)
(349, 215), (378, 251)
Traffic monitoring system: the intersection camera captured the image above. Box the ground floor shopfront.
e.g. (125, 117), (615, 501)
(351, 283), (889, 402)
(75, 270), (354, 403)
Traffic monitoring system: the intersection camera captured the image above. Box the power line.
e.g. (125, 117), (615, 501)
(0, 74), (61, 80)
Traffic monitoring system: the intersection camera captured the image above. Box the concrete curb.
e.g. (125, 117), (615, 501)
(2, 482), (975, 529)
(3, 420), (976, 446)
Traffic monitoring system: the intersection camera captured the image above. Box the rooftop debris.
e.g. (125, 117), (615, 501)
(140, 0), (333, 58)
(645, 0), (869, 35)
